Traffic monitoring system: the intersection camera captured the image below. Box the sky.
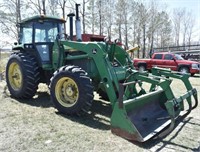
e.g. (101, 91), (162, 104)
(133, 0), (200, 42)
(163, 0), (200, 17)
(161, 0), (200, 39)
(0, 0), (200, 48)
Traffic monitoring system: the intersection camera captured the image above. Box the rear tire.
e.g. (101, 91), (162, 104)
(50, 65), (94, 116)
(6, 52), (40, 98)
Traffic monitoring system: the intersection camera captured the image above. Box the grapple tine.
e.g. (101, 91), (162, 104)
(192, 90), (198, 109)
(110, 68), (198, 142)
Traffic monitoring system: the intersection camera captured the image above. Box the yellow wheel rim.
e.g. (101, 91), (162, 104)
(8, 62), (23, 90)
(55, 77), (79, 107)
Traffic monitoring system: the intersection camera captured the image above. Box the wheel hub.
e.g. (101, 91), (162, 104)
(55, 77), (79, 107)
(66, 85), (74, 97)
(8, 62), (22, 90)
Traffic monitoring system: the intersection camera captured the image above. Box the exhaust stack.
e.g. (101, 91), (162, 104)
(67, 13), (75, 41)
(75, 4), (82, 41)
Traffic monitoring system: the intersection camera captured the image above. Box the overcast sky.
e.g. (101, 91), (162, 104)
(162, 0), (200, 40)
(127, 0), (200, 41)
(0, 0), (200, 47)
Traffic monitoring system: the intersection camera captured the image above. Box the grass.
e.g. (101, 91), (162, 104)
(0, 76), (200, 151)
(0, 52), (200, 151)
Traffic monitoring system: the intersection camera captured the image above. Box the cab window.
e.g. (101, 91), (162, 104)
(154, 54), (162, 59)
(34, 22), (59, 42)
(19, 23), (33, 44)
(164, 54), (174, 60)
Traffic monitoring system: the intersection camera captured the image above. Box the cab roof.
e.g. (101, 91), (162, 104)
(20, 15), (66, 25)
(154, 52), (170, 54)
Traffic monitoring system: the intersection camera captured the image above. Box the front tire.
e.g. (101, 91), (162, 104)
(138, 65), (146, 72)
(6, 52), (40, 98)
(50, 65), (94, 116)
(179, 66), (189, 75)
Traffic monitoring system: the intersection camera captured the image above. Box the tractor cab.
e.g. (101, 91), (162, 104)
(16, 15), (66, 68)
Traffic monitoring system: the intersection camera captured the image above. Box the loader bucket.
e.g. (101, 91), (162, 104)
(111, 81), (198, 142)
(111, 89), (170, 142)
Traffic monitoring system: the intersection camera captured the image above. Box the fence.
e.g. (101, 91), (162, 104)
(154, 44), (200, 62)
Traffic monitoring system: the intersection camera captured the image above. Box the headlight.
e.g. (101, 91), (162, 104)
(191, 63), (199, 69)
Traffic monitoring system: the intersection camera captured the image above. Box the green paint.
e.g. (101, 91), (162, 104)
(11, 15), (198, 142)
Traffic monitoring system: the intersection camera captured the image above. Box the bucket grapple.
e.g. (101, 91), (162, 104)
(111, 67), (198, 142)
(6, 14), (198, 143)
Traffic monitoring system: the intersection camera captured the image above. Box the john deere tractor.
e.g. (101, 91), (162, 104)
(6, 14), (198, 142)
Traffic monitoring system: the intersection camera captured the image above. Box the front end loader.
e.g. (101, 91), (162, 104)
(5, 14), (198, 142)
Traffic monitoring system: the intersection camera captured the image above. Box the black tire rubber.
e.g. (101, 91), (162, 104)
(179, 66), (189, 75)
(138, 65), (146, 72)
(49, 65), (94, 116)
(6, 52), (40, 99)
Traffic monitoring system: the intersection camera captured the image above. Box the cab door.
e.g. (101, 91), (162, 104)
(151, 53), (164, 68)
(34, 22), (60, 66)
(163, 54), (177, 71)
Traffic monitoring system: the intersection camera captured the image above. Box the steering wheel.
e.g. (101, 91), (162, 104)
(56, 33), (69, 40)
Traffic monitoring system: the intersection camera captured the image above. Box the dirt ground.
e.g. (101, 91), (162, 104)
(0, 75), (200, 152)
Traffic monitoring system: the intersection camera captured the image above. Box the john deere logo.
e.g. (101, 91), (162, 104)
(116, 71), (125, 74)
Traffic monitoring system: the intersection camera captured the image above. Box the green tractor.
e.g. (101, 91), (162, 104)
(6, 14), (198, 142)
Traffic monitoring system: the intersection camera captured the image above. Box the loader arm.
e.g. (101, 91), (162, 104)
(52, 39), (134, 106)
(52, 38), (198, 142)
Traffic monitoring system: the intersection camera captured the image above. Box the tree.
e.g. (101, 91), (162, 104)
(0, 0), (198, 52)
(96, 0), (105, 35)
(81, 0), (90, 34)
(114, 0), (123, 42)
(86, 0), (96, 34)
(86, 0), (108, 35)
(132, 2), (149, 57)
(138, 3), (150, 57)
(27, 0), (44, 14)
(157, 12), (172, 47)
(172, 8), (185, 46)
(182, 10), (195, 46)
(103, 0), (115, 38)
(115, 0), (132, 49)
(48, 0), (59, 16)
(0, 0), (23, 40)
(186, 15), (195, 46)
(57, 0), (67, 32)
